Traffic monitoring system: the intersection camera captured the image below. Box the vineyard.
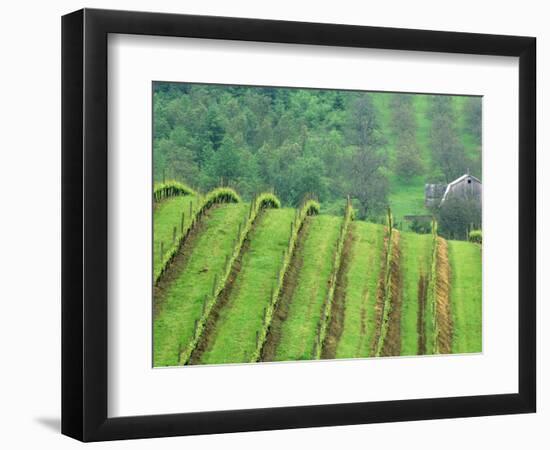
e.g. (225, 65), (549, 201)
(153, 183), (482, 367)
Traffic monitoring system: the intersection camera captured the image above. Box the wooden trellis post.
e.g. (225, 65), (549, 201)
(180, 212), (185, 233)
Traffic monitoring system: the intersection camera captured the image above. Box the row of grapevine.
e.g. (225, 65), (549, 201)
(154, 187), (241, 285)
(315, 197), (354, 359)
(374, 208), (399, 357)
(250, 197), (321, 362)
(179, 193), (281, 365)
(153, 180), (195, 203)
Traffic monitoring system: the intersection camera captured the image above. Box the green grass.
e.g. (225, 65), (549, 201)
(399, 231), (433, 355)
(389, 174), (430, 227)
(335, 222), (385, 359)
(274, 215), (342, 361)
(199, 208), (295, 365)
(153, 203), (248, 367)
(448, 240), (482, 353)
(153, 195), (196, 279)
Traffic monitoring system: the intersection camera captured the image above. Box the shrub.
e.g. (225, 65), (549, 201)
(303, 199), (320, 216)
(468, 229), (482, 244)
(409, 218), (432, 234)
(256, 192), (281, 209)
(437, 197), (481, 241)
(199, 187), (241, 212)
(153, 180), (195, 202)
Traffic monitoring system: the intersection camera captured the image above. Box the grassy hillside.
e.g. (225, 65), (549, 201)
(153, 194), (196, 279)
(399, 232), (433, 355)
(198, 208), (295, 365)
(153, 203), (248, 367)
(270, 215), (342, 362)
(334, 222), (385, 359)
(153, 198), (482, 366)
(448, 240), (482, 353)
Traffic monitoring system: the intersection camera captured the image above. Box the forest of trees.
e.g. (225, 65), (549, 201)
(153, 82), (481, 222)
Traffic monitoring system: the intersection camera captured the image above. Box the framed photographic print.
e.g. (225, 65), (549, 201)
(62, 8), (536, 441)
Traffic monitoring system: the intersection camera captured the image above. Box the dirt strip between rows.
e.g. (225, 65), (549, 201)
(435, 237), (453, 354)
(260, 219), (311, 362)
(321, 225), (354, 359)
(380, 232), (402, 357)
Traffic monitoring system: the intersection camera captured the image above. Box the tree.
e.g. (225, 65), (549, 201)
(345, 95), (388, 218)
(437, 196), (481, 240)
(463, 96), (482, 143)
(390, 95), (423, 179)
(287, 156), (327, 205)
(429, 96), (467, 182)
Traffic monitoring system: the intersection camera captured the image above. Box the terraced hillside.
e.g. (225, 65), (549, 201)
(153, 189), (482, 367)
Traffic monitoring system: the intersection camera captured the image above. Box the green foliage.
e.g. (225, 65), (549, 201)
(153, 180), (195, 202)
(409, 218), (432, 234)
(199, 187), (241, 212)
(256, 192), (281, 209)
(428, 96), (467, 183)
(391, 95), (424, 179)
(437, 196), (481, 241)
(468, 229), (482, 244)
(153, 83), (482, 226)
(346, 95), (389, 218)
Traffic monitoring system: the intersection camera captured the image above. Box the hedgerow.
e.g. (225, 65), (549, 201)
(250, 197), (321, 362)
(153, 180), (195, 202)
(315, 197), (354, 359)
(154, 187), (241, 284)
(180, 192), (281, 365)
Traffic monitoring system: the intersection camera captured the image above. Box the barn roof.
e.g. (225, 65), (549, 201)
(440, 173), (481, 205)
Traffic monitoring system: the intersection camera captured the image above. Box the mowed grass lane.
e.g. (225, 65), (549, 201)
(153, 195), (196, 280)
(153, 203), (248, 367)
(198, 208), (295, 365)
(448, 240), (482, 354)
(273, 215), (342, 362)
(335, 222), (385, 359)
(399, 231), (433, 355)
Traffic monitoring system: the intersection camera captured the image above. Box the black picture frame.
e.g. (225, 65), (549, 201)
(62, 8), (536, 442)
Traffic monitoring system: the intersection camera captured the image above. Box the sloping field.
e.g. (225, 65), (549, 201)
(332, 222), (385, 359)
(153, 194), (196, 279)
(448, 240), (482, 353)
(400, 231), (433, 355)
(269, 215), (342, 362)
(152, 194), (482, 366)
(153, 203), (248, 367)
(197, 208), (295, 365)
